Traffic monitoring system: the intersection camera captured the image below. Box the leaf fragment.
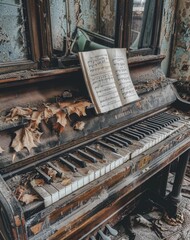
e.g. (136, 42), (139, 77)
(19, 193), (39, 205)
(66, 101), (91, 117)
(5, 107), (33, 122)
(11, 127), (43, 153)
(30, 179), (45, 187)
(61, 178), (71, 186)
(73, 121), (85, 131)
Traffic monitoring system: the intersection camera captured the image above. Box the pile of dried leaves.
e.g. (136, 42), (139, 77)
(15, 185), (39, 205)
(5, 100), (91, 155)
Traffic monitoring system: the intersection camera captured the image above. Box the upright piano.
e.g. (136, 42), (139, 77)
(0, 55), (189, 240)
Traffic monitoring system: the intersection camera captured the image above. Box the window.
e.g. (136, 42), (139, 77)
(0, 0), (163, 75)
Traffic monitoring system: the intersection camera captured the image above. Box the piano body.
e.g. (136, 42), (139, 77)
(0, 55), (189, 240)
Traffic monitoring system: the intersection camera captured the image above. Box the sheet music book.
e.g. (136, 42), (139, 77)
(79, 48), (139, 114)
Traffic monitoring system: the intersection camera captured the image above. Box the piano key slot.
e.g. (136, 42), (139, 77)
(59, 157), (78, 172)
(78, 149), (97, 163)
(85, 146), (105, 159)
(35, 167), (52, 184)
(68, 154), (87, 168)
(104, 137), (124, 148)
(47, 162), (63, 178)
(97, 141), (118, 153)
(108, 135), (129, 146)
(121, 130), (140, 140)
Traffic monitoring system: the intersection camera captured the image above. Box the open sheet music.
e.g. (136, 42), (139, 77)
(79, 48), (139, 114)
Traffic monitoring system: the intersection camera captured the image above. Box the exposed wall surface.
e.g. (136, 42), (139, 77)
(169, 0), (190, 82)
(160, 0), (177, 75)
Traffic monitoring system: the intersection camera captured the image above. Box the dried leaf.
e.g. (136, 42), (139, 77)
(66, 101), (91, 117)
(30, 179), (45, 187)
(11, 127), (42, 153)
(20, 193), (38, 205)
(56, 111), (67, 127)
(53, 123), (65, 134)
(61, 178), (71, 186)
(15, 185), (27, 200)
(0, 146), (4, 154)
(30, 222), (43, 235)
(73, 121), (85, 131)
(43, 104), (60, 122)
(58, 101), (72, 109)
(6, 107), (33, 122)
(30, 111), (43, 129)
(44, 167), (57, 179)
(14, 215), (22, 227)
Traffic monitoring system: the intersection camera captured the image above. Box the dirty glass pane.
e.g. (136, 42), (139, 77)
(0, 0), (29, 63)
(50, 0), (116, 54)
(130, 0), (156, 50)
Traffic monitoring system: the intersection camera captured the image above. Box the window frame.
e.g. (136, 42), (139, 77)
(0, 0), (164, 75)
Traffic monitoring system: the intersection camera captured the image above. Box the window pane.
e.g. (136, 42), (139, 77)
(50, 0), (116, 55)
(130, 0), (156, 50)
(0, 0), (29, 63)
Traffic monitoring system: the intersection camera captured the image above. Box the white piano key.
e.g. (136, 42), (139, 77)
(110, 161), (115, 170)
(71, 181), (78, 192)
(43, 184), (59, 203)
(105, 164), (111, 173)
(65, 184), (72, 195)
(34, 186), (52, 207)
(100, 166), (106, 176)
(83, 175), (89, 185)
(51, 182), (66, 199)
(89, 171), (95, 182)
(77, 178), (84, 188)
(95, 169), (101, 179)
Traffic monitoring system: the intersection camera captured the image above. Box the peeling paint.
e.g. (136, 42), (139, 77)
(160, 0), (177, 75)
(0, 0), (28, 63)
(170, 0), (190, 82)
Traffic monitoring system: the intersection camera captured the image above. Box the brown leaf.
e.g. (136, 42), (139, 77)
(73, 121), (85, 131)
(0, 146), (4, 154)
(30, 179), (45, 187)
(43, 104), (60, 122)
(14, 215), (22, 227)
(61, 178), (71, 186)
(53, 123), (65, 134)
(20, 193), (38, 205)
(11, 127), (42, 153)
(43, 167), (57, 180)
(15, 185), (26, 200)
(30, 111), (43, 129)
(56, 111), (67, 127)
(66, 101), (91, 117)
(58, 101), (72, 109)
(5, 107), (33, 122)
(30, 222), (43, 235)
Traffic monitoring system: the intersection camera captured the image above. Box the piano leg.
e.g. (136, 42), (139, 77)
(166, 149), (190, 218)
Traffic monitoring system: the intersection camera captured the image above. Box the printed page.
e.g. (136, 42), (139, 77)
(79, 49), (122, 113)
(107, 48), (139, 105)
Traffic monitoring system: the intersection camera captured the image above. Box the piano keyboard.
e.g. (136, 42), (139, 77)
(10, 112), (188, 207)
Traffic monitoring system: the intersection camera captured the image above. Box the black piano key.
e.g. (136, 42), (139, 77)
(47, 162), (63, 178)
(121, 130), (140, 141)
(127, 127), (146, 137)
(108, 135), (128, 147)
(151, 116), (174, 124)
(35, 167), (52, 183)
(160, 112), (180, 121)
(142, 121), (162, 130)
(136, 124), (155, 133)
(97, 140), (118, 153)
(59, 157), (78, 172)
(104, 137), (124, 148)
(146, 119), (168, 127)
(68, 153), (87, 168)
(85, 146), (105, 159)
(132, 125), (152, 135)
(124, 128), (144, 139)
(78, 149), (97, 163)
(114, 133), (133, 144)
